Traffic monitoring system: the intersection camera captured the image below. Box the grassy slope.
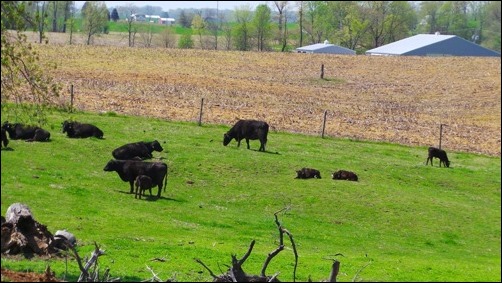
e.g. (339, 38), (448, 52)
(1, 109), (500, 282)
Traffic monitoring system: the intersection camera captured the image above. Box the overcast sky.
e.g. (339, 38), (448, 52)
(74, 1), (270, 11)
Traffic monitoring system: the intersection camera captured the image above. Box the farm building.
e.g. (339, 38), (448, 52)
(296, 41), (356, 55)
(365, 33), (500, 57)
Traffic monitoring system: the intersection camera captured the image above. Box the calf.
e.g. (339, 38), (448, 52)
(2, 122), (50, 142)
(112, 140), (163, 160)
(223, 119), (269, 152)
(62, 120), (104, 138)
(1, 128), (8, 148)
(103, 159), (168, 198)
(426, 147), (450, 168)
(332, 170), (358, 181)
(135, 175), (154, 199)
(295, 167), (321, 179)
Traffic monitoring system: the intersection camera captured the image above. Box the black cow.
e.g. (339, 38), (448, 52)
(112, 140), (164, 160)
(135, 175), (154, 199)
(332, 170), (358, 181)
(103, 159), (168, 198)
(295, 167), (322, 179)
(62, 120), (104, 139)
(1, 128), (8, 148)
(223, 119), (269, 152)
(426, 147), (450, 168)
(1, 122), (50, 142)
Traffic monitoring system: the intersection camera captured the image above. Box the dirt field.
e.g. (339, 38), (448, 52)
(16, 32), (502, 156)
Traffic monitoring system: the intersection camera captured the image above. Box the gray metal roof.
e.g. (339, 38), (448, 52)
(366, 34), (500, 57)
(296, 43), (356, 55)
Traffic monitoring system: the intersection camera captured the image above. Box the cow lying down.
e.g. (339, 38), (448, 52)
(331, 170), (358, 181)
(295, 167), (321, 179)
(62, 120), (104, 139)
(112, 140), (164, 160)
(2, 121), (50, 142)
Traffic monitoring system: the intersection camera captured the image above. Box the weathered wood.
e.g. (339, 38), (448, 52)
(1, 203), (56, 256)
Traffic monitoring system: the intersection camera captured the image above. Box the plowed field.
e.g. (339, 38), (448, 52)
(23, 32), (502, 156)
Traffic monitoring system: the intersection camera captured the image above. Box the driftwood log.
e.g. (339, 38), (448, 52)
(1, 203), (73, 257)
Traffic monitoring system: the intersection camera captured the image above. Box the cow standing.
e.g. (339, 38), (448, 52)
(223, 119), (269, 152)
(62, 120), (104, 139)
(135, 175), (154, 199)
(426, 147), (450, 168)
(112, 140), (164, 160)
(2, 122), (50, 142)
(103, 159), (168, 198)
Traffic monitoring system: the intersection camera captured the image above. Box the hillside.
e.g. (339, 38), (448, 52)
(18, 32), (502, 156)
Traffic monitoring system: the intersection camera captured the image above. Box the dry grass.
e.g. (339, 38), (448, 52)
(22, 31), (502, 156)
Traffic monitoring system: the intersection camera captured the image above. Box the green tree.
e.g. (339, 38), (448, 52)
(361, 1), (416, 48)
(81, 1), (109, 45)
(178, 10), (192, 28)
(232, 4), (253, 51)
(191, 14), (206, 49)
(273, 1), (289, 51)
(330, 2), (369, 51)
(252, 4), (272, 51)
(1, 2), (62, 125)
(483, 1), (501, 51)
(178, 33), (194, 49)
(111, 8), (119, 22)
(303, 1), (329, 44)
(124, 4), (138, 47)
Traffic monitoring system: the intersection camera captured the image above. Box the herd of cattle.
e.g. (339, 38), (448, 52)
(1, 119), (451, 200)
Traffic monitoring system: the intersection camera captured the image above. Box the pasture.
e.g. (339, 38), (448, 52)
(1, 109), (500, 282)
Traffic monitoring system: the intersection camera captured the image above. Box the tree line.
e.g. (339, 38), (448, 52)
(2, 1), (500, 52)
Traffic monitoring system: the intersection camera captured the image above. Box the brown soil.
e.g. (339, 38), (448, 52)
(13, 32), (502, 156)
(1, 267), (63, 282)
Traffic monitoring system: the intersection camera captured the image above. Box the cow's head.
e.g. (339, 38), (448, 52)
(2, 121), (12, 131)
(62, 121), (72, 133)
(151, 140), (164, 152)
(223, 133), (232, 146)
(445, 160), (450, 168)
(103, 160), (119, 171)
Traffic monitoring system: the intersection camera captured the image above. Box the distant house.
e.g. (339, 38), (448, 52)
(366, 33), (500, 57)
(130, 14), (174, 25)
(296, 41), (356, 55)
(160, 18), (176, 25)
(130, 13), (146, 22)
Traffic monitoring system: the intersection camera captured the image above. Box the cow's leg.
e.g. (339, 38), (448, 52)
(129, 181), (135, 194)
(259, 139), (265, 151)
(157, 185), (162, 199)
(246, 138), (250, 149)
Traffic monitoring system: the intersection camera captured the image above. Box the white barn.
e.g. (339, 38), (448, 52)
(366, 33), (500, 57)
(296, 41), (356, 55)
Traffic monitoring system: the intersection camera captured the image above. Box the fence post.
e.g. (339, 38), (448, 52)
(198, 98), (204, 126)
(70, 84), (74, 112)
(321, 110), (328, 138)
(320, 64), (324, 79)
(439, 123), (445, 149)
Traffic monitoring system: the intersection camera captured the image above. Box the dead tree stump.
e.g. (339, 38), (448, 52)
(1, 203), (58, 256)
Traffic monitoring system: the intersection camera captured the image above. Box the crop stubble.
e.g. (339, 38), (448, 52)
(30, 38), (501, 157)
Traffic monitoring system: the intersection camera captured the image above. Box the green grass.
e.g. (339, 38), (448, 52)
(1, 108), (500, 282)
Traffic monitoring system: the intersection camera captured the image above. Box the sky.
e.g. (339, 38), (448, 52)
(74, 1), (270, 11)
